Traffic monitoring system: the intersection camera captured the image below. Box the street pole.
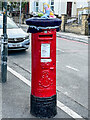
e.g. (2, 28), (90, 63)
(19, 0), (22, 26)
(1, 0), (8, 83)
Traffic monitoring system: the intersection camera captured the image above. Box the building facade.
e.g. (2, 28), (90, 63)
(29, 0), (77, 17)
(77, 0), (89, 15)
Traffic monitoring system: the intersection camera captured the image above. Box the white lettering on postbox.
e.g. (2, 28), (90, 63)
(41, 59), (52, 63)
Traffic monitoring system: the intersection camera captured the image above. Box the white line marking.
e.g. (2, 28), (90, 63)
(66, 65), (79, 72)
(7, 66), (84, 119)
(57, 101), (84, 119)
(7, 66), (31, 87)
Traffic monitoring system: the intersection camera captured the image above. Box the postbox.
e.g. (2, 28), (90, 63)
(26, 18), (62, 118)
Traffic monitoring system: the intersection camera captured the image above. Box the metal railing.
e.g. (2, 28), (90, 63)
(66, 15), (82, 26)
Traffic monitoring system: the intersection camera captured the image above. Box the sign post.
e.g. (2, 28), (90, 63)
(1, 0), (8, 83)
(19, 0), (22, 25)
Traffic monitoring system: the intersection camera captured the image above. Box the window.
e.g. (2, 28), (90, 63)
(51, 0), (54, 5)
(34, 1), (39, 12)
(51, 6), (54, 11)
(50, 0), (54, 11)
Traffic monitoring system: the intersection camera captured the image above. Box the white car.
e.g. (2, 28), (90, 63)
(0, 14), (30, 50)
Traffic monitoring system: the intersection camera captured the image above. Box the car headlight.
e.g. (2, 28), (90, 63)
(25, 36), (29, 40)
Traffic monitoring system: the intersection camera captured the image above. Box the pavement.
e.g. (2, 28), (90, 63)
(57, 32), (88, 44)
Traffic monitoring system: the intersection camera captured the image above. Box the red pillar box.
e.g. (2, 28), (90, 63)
(26, 18), (62, 118)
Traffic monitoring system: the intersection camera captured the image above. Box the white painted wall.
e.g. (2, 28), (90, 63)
(61, 0), (67, 15)
(54, 0), (67, 16)
(76, 0), (88, 8)
(54, 0), (59, 15)
(72, 0), (77, 16)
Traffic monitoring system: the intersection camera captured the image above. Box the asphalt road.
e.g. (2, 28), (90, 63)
(3, 34), (88, 119)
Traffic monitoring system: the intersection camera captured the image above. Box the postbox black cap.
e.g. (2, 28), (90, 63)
(26, 17), (62, 27)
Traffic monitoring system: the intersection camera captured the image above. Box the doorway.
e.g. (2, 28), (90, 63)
(67, 2), (72, 17)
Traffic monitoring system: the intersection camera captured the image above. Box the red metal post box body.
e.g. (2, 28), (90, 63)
(31, 29), (56, 98)
(26, 18), (62, 118)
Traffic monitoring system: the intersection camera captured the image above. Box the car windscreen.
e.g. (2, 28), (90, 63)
(0, 17), (18, 29)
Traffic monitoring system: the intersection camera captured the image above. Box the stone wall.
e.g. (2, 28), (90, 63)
(61, 14), (89, 35)
(65, 24), (81, 34)
(81, 14), (88, 35)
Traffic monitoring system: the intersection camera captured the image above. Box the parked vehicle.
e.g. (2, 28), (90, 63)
(0, 14), (30, 50)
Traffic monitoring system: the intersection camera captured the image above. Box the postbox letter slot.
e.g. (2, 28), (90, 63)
(39, 34), (53, 38)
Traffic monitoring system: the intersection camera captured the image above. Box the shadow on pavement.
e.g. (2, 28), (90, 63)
(8, 50), (28, 56)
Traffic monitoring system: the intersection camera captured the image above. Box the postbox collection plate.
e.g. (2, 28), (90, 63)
(41, 43), (50, 58)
